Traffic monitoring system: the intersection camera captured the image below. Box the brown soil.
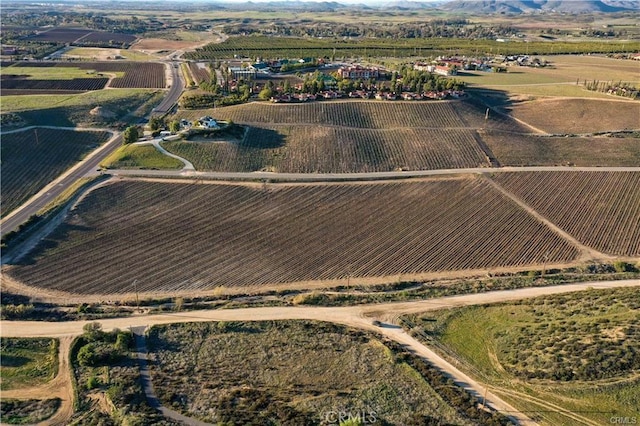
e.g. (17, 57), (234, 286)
(506, 98), (640, 134)
(132, 39), (203, 51)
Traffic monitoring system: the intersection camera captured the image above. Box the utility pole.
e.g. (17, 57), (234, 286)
(133, 279), (140, 313)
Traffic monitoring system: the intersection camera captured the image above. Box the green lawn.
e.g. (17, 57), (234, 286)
(0, 66), (110, 80)
(0, 338), (58, 391)
(101, 144), (184, 169)
(403, 287), (640, 425)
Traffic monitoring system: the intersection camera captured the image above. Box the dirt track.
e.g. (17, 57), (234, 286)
(1, 336), (75, 426)
(3, 279), (639, 425)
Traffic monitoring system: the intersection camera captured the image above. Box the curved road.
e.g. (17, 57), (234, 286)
(4, 280), (640, 425)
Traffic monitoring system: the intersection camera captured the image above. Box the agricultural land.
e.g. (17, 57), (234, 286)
(0, 127), (112, 217)
(1, 1), (640, 425)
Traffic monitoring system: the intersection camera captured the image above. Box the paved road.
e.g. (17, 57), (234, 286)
(4, 280), (639, 425)
(0, 132), (122, 238)
(106, 165), (640, 182)
(1, 60), (184, 237)
(153, 62), (183, 115)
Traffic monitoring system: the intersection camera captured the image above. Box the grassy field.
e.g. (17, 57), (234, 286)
(147, 320), (473, 424)
(402, 287), (640, 425)
(491, 171), (640, 256)
(0, 128), (112, 217)
(0, 65), (114, 80)
(63, 47), (157, 61)
(457, 55), (640, 98)
(6, 177), (579, 295)
(0, 89), (163, 127)
(505, 98), (640, 134)
(0, 338), (58, 391)
(482, 131), (640, 166)
(101, 144), (184, 169)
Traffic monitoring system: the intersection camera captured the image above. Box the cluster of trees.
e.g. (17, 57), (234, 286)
(0, 11), (161, 36)
(76, 323), (132, 368)
(395, 67), (466, 92)
(223, 20), (521, 41)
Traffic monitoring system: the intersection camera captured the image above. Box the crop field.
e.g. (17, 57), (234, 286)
(403, 287), (640, 425)
(0, 338), (58, 391)
(147, 321), (477, 424)
(185, 35), (639, 60)
(0, 128), (112, 217)
(26, 28), (136, 46)
(187, 62), (211, 85)
(6, 177), (579, 295)
(482, 130), (640, 167)
(179, 97), (529, 133)
(2, 61), (165, 89)
(164, 126), (489, 172)
(0, 76), (108, 92)
(183, 100), (464, 128)
(491, 171), (640, 256)
(505, 98), (640, 134)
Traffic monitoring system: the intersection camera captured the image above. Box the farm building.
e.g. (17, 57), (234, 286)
(229, 66), (256, 80)
(338, 65), (380, 80)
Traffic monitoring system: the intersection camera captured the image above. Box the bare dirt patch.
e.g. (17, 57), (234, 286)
(506, 98), (640, 134)
(132, 38), (203, 51)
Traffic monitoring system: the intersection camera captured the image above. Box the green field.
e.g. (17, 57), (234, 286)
(0, 128), (112, 217)
(0, 89), (163, 127)
(403, 287), (640, 425)
(0, 338), (58, 391)
(0, 65), (114, 80)
(101, 144), (184, 169)
(147, 320), (501, 425)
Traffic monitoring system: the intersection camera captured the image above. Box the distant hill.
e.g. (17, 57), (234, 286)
(441, 0), (640, 13)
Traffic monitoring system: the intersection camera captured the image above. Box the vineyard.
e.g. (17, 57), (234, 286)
(491, 171), (640, 256)
(0, 128), (112, 217)
(27, 28), (136, 47)
(187, 62), (212, 85)
(180, 100), (467, 128)
(163, 126), (489, 172)
(481, 130), (640, 167)
(7, 177), (579, 295)
(185, 35), (640, 60)
(0, 77), (108, 92)
(2, 62), (165, 89)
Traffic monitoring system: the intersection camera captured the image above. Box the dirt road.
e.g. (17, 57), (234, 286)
(3, 280), (639, 425)
(1, 337), (75, 426)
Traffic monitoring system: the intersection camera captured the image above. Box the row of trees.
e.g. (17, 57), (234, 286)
(222, 20), (522, 41)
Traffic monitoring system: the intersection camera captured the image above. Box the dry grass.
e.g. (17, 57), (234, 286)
(147, 320), (472, 425)
(505, 98), (640, 134)
(482, 130), (640, 166)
